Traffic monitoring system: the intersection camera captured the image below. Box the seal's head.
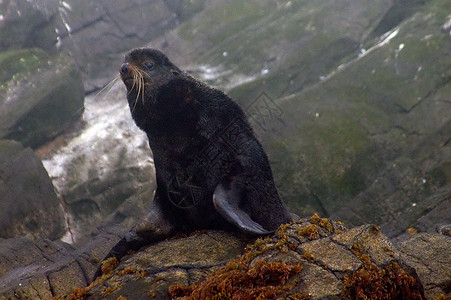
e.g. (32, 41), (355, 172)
(119, 48), (182, 108)
(120, 48), (203, 133)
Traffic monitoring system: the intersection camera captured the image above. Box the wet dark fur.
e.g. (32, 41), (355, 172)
(93, 48), (292, 280)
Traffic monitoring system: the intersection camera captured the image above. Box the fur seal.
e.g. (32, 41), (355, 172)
(93, 48), (292, 279)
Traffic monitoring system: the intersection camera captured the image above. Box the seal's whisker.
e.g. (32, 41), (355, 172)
(130, 71), (137, 94)
(95, 75), (120, 99)
(72, 105), (85, 117)
(131, 92), (139, 113)
(134, 69), (147, 105)
(135, 72), (142, 105)
(131, 70), (144, 114)
(130, 71), (139, 113)
(140, 74), (145, 105)
(130, 68), (141, 95)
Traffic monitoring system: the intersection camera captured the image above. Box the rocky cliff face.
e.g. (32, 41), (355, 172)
(0, 0), (449, 298)
(37, 0), (450, 241)
(145, 0), (450, 238)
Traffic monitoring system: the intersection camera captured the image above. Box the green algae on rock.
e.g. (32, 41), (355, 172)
(0, 49), (84, 148)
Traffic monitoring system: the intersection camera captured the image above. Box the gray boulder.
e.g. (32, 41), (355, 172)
(0, 226), (126, 299)
(0, 0), (59, 53)
(396, 233), (451, 299)
(54, 0), (207, 91)
(0, 49), (84, 149)
(41, 85), (155, 242)
(0, 140), (65, 240)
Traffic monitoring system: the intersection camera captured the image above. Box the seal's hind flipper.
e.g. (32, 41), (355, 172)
(213, 183), (272, 235)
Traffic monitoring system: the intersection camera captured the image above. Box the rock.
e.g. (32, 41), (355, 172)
(396, 233), (451, 299)
(0, 139), (65, 240)
(2, 218), (448, 299)
(63, 181), (155, 241)
(38, 0), (450, 244)
(54, 0), (207, 91)
(0, 0), (59, 53)
(55, 218), (426, 300)
(0, 226), (126, 299)
(0, 0), (209, 90)
(389, 184), (451, 240)
(0, 49), (84, 149)
(247, 0), (451, 237)
(41, 85), (155, 242)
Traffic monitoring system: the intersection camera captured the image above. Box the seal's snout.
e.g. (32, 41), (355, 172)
(120, 63), (129, 75)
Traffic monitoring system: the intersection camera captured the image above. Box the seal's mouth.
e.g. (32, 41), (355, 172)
(122, 77), (134, 86)
(121, 68), (147, 111)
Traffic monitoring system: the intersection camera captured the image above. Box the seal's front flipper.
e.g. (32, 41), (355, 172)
(92, 230), (146, 280)
(213, 183), (272, 235)
(92, 195), (174, 282)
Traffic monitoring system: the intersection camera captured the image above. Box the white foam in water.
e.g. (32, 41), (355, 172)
(42, 81), (152, 195)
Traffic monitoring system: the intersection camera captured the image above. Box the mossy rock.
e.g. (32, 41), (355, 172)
(0, 49), (84, 148)
(0, 48), (48, 82)
(237, 0), (451, 230)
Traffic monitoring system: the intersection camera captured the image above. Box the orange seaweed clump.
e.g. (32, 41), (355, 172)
(318, 218), (334, 233)
(308, 213), (335, 233)
(309, 213), (321, 225)
(116, 266), (148, 279)
(242, 236), (273, 262)
(135, 269), (149, 279)
(406, 227), (418, 235)
(58, 257), (126, 300)
(148, 290), (157, 298)
(102, 285), (118, 297)
(342, 261), (425, 299)
(61, 274), (110, 300)
(435, 294), (451, 300)
(275, 223), (293, 252)
(101, 257), (119, 275)
(117, 267), (135, 275)
(169, 222), (310, 299)
(346, 241), (425, 299)
(296, 224), (320, 240)
(169, 260), (303, 299)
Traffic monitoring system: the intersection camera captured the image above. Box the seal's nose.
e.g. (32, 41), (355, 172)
(120, 63), (129, 75)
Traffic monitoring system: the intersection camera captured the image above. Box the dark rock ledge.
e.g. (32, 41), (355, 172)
(1, 215), (450, 299)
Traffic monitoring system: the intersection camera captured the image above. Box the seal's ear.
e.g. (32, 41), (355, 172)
(213, 183), (273, 235)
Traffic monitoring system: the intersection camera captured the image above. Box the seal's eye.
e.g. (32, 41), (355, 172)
(144, 62), (154, 69)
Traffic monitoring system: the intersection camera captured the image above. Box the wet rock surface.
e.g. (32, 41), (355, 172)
(396, 233), (451, 299)
(0, 49), (84, 149)
(0, 217), (449, 299)
(60, 218), (428, 300)
(41, 87), (156, 242)
(0, 1), (449, 299)
(51, 0), (207, 91)
(0, 140), (65, 240)
(39, 0), (450, 242)
(0, 226), (126, 299)
(0, 0), (60, 53)
(0, 0), (208, 90)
